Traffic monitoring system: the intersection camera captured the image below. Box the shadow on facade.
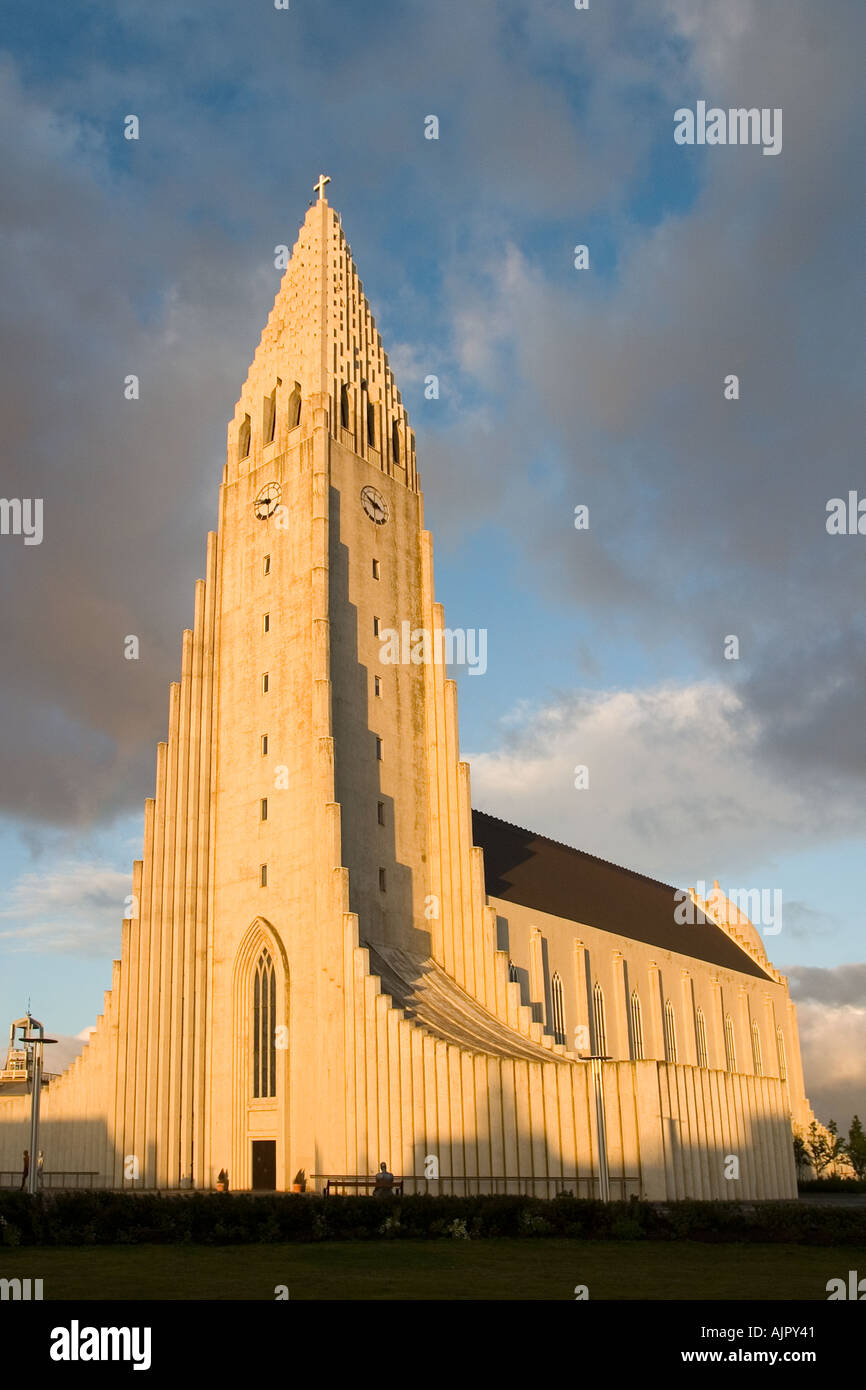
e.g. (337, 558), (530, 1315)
(0, 1113), (161, 1192)
(328, 484), (431, 963)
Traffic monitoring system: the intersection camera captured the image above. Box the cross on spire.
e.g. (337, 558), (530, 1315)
(314, 173), (331, 201)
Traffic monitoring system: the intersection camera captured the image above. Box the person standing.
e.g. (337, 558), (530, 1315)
(19, 1150), (29, 1191)
(37, 1150), (44, 1189)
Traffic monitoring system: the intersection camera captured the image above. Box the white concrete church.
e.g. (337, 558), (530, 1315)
(0, 181), (815, 1199)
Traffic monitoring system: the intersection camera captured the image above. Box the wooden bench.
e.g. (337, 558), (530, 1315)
(314, 1175), (403, 1197)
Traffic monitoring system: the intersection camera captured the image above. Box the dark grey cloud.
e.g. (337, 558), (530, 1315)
(418, 0), (866, 807)
(794, 992), (866, 1125)
(779, 901), (838, 943)
(787, 963), (866, 1008)
(0, 0), (863, 832)
(0, 61), (241, 822)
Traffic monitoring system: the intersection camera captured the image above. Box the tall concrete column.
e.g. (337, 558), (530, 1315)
(529, 927), (546, 1029)
(708, 978), (725, 1071)
(738, 988), (753, 1074)
(572, 940), (591, 1054)
(679, 970), (697, 1066)
(646, 962), (664, 1061)
(611, 951), (629, 1060)
(763, 995), (776, 1079)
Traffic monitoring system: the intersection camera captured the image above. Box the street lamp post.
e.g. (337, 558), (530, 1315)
(17, 1015), (57, 1194)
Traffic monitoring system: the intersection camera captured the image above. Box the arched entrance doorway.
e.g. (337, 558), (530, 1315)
(231, 919), (289, 1190)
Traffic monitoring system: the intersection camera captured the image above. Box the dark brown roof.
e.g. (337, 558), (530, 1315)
(472, 809), (772, 981)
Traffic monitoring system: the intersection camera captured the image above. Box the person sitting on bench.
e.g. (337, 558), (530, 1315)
(373, 1161), (395, 1196)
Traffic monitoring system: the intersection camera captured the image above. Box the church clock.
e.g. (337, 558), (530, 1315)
(360, 484), (388, 525)
(254, 482), (282, 520)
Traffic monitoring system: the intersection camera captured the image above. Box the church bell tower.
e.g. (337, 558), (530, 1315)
(207, 177), (490, 1187)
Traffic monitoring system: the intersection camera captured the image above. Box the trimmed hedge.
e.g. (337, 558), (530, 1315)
(798, 1177), (866, 1193)
(1, 1191), (865, 1248)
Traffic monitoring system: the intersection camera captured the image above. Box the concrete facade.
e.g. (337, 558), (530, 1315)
(0, 190), (813, 1199)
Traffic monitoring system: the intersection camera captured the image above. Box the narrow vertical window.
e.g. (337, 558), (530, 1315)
(260, 864), (268, 888)
(695, 1007), (708, 1068)
(378, 867), (386, 892)
(776, 1026), (787, 1082)
(391, 420), (400, 464)
(261, 798), (268, 821)
(592, 982), (607, 1057)
(263, 613), (270, 633)
(374, 675), (382, 697)
(551, 972), (566, 1046)
(508, 961), (519, 984)
(263, 555), (271, 576)
(262, 673), (269, 693)
(340, 383), (350, 429)
(724, 1014), (736, 1072)
(263, 388), (276, 445)
(630, 990), (645, 1061)
(377, 801), (385, 826)
(373, 616), (380, 636)
(367, 401), (376, 447)
(253, 948), (276, 1098)
(751, 1020), (763, 1076)
(372, 558), (380, 579)
(288, 383), (301, 429)
(261, 734), (268, 756)
(663, 999), (678, 1063)
(376, 736), (383, 760)
(239, 414), (251, 460)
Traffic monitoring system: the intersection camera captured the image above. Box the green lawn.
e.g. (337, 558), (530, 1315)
(2, 1239), (863, 1300)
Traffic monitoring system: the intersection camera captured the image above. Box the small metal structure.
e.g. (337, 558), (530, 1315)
(0, 1018), (29, 1083)
(3, 1012), (57, 1194)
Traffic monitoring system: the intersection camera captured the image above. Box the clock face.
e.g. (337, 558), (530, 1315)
(254, 482), (281, 520)
(360, 485), (389, 525)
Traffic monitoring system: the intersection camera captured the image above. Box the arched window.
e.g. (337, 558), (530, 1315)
(663, 998), (678, 1063)
(238, 413), (251, 460)
(551, 972), (566, 1045)
(367, 401), (376, 447)
(630, 990), (644, 1061)
(391, 420), (401, 465)
(287, 383), (301, 430)
(508, 960), (519, 984)
(263, 388), (276, 445)
(253, 948), (276, 1098)
(776, 1026), (787, 1082)
(751, 1020), (763, 1076)
(724, 1013), (736, 1072)
(695, 1007), (708, 1068)
(340, 383), (350, 430)
(592, 982), (607, 1057)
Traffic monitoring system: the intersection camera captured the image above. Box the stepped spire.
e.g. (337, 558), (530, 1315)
(227, 182), (417, 490)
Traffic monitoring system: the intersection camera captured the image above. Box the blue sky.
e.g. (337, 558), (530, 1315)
(0, 0), (863, 1121)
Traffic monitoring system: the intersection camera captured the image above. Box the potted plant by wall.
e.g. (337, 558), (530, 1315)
(216, 1167), (229, 1193)
(292, 1168), (306, 1194)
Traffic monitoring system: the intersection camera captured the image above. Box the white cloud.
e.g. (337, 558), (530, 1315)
(466, 680), (861, 885)
(49, 1032), (91, 1076)
(385, 341), (429, 390)
(0, 861), (130, 956)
